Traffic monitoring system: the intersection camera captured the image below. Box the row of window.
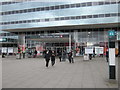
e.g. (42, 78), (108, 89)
(1, 1), (119, 16)
(1, 13), (120, 25)
(0, 0), (33, 5)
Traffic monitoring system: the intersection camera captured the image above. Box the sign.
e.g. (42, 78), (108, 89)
(95, 47), (104, 55)
(2, 47), (7, 53)
(8, 47), (13, 53)
(0, 38), (7, 42)
(109, 48), (115, 65)
(26, 34), (69, 39)
(108, 30), (116, 36)
(108, 30), (116, 41)
(85, 47), (93, 54)
(117, 32), (120, 40)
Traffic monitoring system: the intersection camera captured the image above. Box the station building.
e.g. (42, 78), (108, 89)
(0, 0), (120, 56)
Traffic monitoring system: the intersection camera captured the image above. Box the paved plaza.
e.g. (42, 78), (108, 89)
(2, 56), (118, 88)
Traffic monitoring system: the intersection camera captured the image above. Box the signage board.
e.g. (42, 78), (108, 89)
(8, 47), (13, 53)
(95, 47), (104, 55)
(2, 47), (7, 53)
(108, 30), (116, 41)
(117, 32), (120, 40)
(85, 47), (93, 54)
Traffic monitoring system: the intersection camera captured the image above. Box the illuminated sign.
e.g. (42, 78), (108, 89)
(0, 38), (7, 42)
(108, 30), (116, 41)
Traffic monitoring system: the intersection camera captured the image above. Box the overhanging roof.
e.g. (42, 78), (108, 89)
(2, 23), (119, 32)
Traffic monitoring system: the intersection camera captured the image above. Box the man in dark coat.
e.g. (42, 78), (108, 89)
(106, 50), (109, 62)
(51, 50), (56, 66)
(44, 50), (51, 67)
(68, 50), (74, 63)
(58, 50), (62, 62)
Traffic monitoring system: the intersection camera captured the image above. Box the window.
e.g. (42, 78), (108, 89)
(99, 14), (104, 17)
(45, 19), (49, 21)
(71, 16), (75, 19)
(60, 17), (65, 20)
(55, 6), (59, 9)
(118, 13), (120, 16)
(49, 6), (54, 10)
(19, 21), (23, 23)
(87, 2), (92, 6)
(5, 12), (8, 15)
(111, 13), (117, 17)
(32, 20), (36, 22)
(36, 8), (41, 11)
(60, 5), (64, 9)
(81, 3), (86, 7)
(92, 2), (98, 5)
(45, 7), (49, 10)
(105, 14), (110, 17)
(64, 17), (70, 20)
(71, 4), (76, 8)
(105, 1), (110, 4)
(8, 11), (12, 14)
(41, 7), (45, 11)
(93, 15), (98, 18)
(36, 19), (40, 22)
(19, 10), (23, 13)
(76, 16), (81, 19)
(87, 15), (92, 18)
(24, 9), (27, 13)
(111, 1), (116, 4)
(82, 16), (86, 19)
(64, 4), (70, 8)
(23, 20), (27, 23)
(55, 18), (59, 21)
(15, 11), (19, 13)
(76, 3), (81, 7)
(27, 20), (31, 23)
(98, 2), (104, 5)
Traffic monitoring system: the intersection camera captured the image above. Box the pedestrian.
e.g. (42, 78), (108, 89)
(62, 50), (67, 61)
(44, 50), (51, 67)
(34, 50), (37, 58)
(89, 54), (92, 60)
(106, 50), (109, 62)
(51, 50), (56, 66)
(58, 50), (62, 62)
(68, 50), (74, 63)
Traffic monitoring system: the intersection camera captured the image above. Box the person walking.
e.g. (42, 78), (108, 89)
(62, 50), (67, 61)
(51, 50), (56, 66)
(68, 50), (74, 63)
(44, 50), (51, 67)
(34, 50), (37, 58)
(106, 50), (109, 62)
(58, 50), (62, 62)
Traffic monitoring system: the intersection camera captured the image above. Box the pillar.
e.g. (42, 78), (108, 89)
(18, 34), (25, 59)
(69, 34), (71, 52)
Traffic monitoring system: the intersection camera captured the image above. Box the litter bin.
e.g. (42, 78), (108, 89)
(83, 54), (89, 61)
(16, 53), (21, 59)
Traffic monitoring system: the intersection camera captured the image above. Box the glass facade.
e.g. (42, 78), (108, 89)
(0, 0), (120, 56)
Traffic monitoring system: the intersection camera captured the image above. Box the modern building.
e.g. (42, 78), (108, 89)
(0, 0), (120, 56)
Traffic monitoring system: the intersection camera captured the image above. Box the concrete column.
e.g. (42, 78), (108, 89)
(18, 34), (25, 46)
(69, 34), (71, 52)
(0, 55), (2, 90)
(118, 41), (120, 89)
(18, 34), (25, 59)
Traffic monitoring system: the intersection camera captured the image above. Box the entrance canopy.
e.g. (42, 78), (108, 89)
(26, 33), (71, 43)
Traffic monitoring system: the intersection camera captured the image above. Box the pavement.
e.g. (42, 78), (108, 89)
(2, 56), (119, 88)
